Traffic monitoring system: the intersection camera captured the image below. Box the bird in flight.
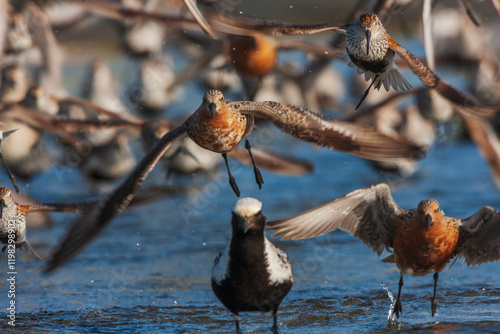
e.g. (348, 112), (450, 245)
(44, 90), (423, 272)
(267, 183), (500, 317)
(208, 12), (498, 118)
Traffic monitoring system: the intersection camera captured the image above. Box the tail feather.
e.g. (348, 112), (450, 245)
(381, 254), (395, 263)
(386, 68), (412, 92)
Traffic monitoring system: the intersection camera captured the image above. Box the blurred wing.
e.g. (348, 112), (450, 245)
(388, 35), (498, 119)
(229, 100), (424, 162)
(227, 147), (314, 176)
(75, 0), (201, 30)
(456, 206), (500, 266)
(183, 0), (217, 39)
(44, 123), (188, 273)
(208, 11), (349, 36)
(29, 203), (93, 214)
(267, 183), (404, 255)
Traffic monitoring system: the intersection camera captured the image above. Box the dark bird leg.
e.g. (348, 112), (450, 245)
(233, 314), (242, 334)
(394, 274), (404, 318)
(431, 272), (439, 316)
(272, 309), (279, 334)
(222, 153), (240, 197)
(355, 75), (378, 110)
(244, 139), (264, 189)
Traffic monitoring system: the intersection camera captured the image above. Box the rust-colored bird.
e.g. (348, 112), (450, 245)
(267, 183), (500, 317)
(44, 90), (423, 272)
(228, 34), (278, 77)
(208, 12), (498, 118)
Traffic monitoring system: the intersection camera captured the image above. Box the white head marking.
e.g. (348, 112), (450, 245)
(232, 197), (262, 217)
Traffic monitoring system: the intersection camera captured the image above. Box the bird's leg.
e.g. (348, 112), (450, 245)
(0, 245), (6, 262)
(271, 310), (279, 334)
(244, 139), (264, 189)
(431, 272), (439, 316)
(394, 274), (404, 318)
(232, 314), (242, 334)
(355, 75), (378, 110)
(222, 153), (240, 197)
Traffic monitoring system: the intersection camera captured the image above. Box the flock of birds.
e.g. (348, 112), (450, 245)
(1, 0), (500, 332)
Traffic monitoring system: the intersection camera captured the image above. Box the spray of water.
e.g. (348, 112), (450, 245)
(381, 282), (400, 326)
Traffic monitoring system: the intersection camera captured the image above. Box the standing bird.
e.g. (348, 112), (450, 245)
(212, 197), (292, 334)
(207, 12), (498, 118)
(44, 90), (423, 272)
(267, 183), (500, 317)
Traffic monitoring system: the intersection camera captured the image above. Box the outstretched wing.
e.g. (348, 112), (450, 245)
(455, 206), (500, 266)
(267, 183), (404, 255)
(44, 123), (188, 273)
(387, 35), (498, 119)
(229, 100), (424, 162)
(208, 11), (349, 36)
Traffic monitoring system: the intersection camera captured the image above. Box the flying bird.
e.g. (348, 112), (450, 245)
(45, 90), (422, 272)
(208, 12), (498, 118)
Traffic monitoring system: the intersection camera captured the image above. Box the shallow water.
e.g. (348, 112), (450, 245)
(1, 138), (500, 333)
(2, 3), (500, 333)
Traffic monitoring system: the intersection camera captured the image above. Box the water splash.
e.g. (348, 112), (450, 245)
(381, 282), (400, 327)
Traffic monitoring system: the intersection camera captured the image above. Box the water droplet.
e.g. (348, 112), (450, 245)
(289, 5), (293, 9)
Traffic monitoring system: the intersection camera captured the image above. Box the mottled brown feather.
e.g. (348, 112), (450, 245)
(267, 184), (404, 255)
(230, 101), (424, 162)
(387, 35), (498, 119)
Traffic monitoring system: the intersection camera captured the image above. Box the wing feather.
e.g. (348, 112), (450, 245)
(456, 206), (500, 266)
(387, 35), (498, 119)
(44, 123), (188, 273)
(208, 11), (348, 36)
(267, 183), (404, 255)
(229, 100), (424, 162)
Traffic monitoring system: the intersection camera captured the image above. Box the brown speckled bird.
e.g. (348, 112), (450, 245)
(208, 12), (498, 118)
(267, 183), (500, 317)
(45, 90), (424, 273)
(0, 187), (101, 262)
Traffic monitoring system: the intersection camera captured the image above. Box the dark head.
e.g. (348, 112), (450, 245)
(417, 199), (443, 231)
(202, 90), (224, 119)
(359, 13), (383, 56)
(231, 197), (266, 236)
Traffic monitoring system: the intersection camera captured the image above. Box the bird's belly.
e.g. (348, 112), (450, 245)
(212, 278), (292, 313)
(348, 54), (390, 75)
(189, 117), (247, 154)
(394, 228), (458, 276)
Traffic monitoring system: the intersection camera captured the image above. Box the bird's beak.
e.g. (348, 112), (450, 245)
(0, 200), (4, 220)
(365, 29), (371, 56)
(425, 213), (432, 231)
(242, 220), (251, 234)
(208, 103), (216, 119)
